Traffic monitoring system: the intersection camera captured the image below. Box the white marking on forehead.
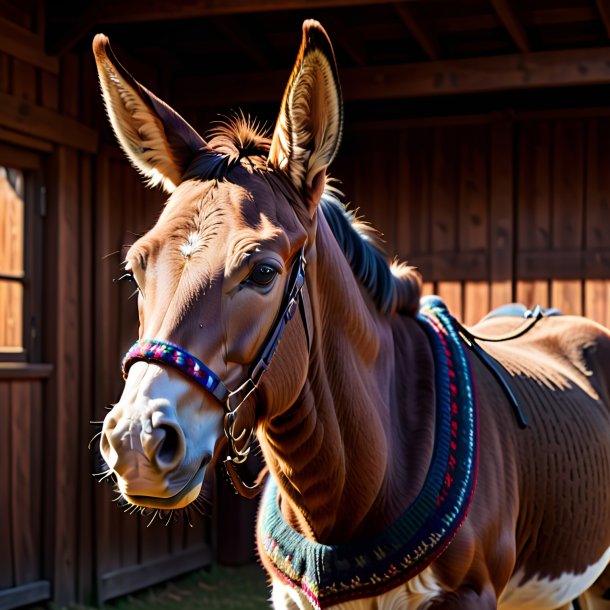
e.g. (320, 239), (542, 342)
(180, 232), (202, 258)
(499, 545), (610, 609)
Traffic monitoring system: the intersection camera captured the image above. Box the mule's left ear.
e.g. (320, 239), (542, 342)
(268, 20), (343, 214)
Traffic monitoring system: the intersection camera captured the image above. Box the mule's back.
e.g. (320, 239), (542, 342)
(470, 313), (610, 592)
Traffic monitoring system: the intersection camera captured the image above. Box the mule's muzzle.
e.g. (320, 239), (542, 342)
(100, 409), (208, 508)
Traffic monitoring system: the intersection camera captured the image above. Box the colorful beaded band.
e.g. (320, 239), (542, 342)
(122, 339), (230, 404)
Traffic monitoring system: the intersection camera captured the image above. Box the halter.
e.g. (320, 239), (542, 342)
(121, 247), (308, 485)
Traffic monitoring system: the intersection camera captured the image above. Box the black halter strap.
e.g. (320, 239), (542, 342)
(450, 307), (548, 430)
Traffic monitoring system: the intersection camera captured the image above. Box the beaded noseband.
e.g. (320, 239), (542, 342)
(121, 248), (308, 489)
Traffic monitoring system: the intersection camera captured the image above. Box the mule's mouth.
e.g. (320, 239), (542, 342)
(120, 462), (207, 510)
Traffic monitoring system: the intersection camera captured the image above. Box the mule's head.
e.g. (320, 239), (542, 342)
(94, 21), (342, 509)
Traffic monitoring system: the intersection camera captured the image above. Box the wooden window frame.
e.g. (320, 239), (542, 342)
(0, 143), (44, 363)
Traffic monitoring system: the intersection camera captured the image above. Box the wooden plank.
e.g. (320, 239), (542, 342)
(490, 120), (514, 306)
(94, 150), (125, 583)
(0, 580), (50, 610)
(394, 3), (439, 60)
(50, 146), (80, 604)
(175, 47), (610, 105)
(351, 131), (398, 252)
(327, 18), (368, 67)
(431, 127), (459, 253)
(0, 383), (13, 588)
(76, 153), (94, 602)
(39, 70), (58, 111)
(0, 127), (53, 153)
(490, 0), (530, 52)
(0, 91), (97, 152)
(11, 59), (36, 103)
(10, 382), (36, 585)
(0, 363), (52, 379)
(414, 252), (488, 281)
(60, 53), (79, 119)
(437, 281), (462, 320)
(421, 281), (435, 296)
(98, 0), (417, 23)
(585, 280), (610, 327)
(516, 249), (610, 279)
(458, 125), (488, 252)
(517, 121), (551, 252)
(586, 118), (610, 250)
(98, 544), (213, 602)
(595, 0), (610, 39)
(0, 17), (57, 74)
(551, 280), (583, 315)
(398, 127), (433, 258)
(29, 382), (43, 584)
(516, 280), (549, 309)
(0, 53), (10, 94)
(552, 120), (584, 250)
(490, 281), (512, 309)
(463, 281), (490, 326)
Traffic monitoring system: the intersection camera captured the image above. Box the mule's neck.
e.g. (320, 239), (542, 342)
(259, 212), (436, 544)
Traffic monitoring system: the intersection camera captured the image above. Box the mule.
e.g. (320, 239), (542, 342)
(93, 21), (610, 610)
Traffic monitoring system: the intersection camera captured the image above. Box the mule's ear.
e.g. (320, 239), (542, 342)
(268, 20), (343, 213)
(92, 34), (205, 193)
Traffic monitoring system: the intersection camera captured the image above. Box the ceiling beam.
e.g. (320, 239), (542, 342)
(173, 46), (610, 106)
(595, 0), (610, 38)
(96, 0), (424, 24)
(328, 19), (368, 66)
(489, 0), (530, 52)
(394, 3), (439, 60)
(210, 16), (273, 69)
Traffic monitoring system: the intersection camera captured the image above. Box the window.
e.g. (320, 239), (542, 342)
(0, 152), (43, 363)
(0, 167), (25, 356)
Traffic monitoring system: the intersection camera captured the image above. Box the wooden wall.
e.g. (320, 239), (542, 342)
(0, 375), (51, 609)
(0, 4), (215, 609)
(336, 113), (610, 328)
(2, 3), (610, 608)
(93, 149), (213, 603)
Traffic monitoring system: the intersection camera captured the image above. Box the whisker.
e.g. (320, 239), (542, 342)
(88, 430), (103, 450)
(147, 510), (159, 528)
(102, 250), (121, 260)
(94, 471), (115, 483)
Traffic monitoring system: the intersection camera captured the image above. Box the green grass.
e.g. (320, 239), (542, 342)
(106, 563), (270, 610)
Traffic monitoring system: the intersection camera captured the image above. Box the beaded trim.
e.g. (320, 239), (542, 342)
(122, 339), (229, 403)
(257, 296), (479, 609)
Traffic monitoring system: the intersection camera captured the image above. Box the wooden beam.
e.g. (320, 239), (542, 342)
(46, 7), (98, 56)
(210, 16), (272, 69)
(489, 0), (529, 52)
(0, 126), (54, 153)
(0, 580), (50, 609)
(0, 92), (98, 152)
(0, 17), (58, 73)
(394, 3), (439, 60)
(174, 46), (610, 105)
(595, 0), (610, 38)
(328, 19), (368, 66)
(97, 0), (422, 23)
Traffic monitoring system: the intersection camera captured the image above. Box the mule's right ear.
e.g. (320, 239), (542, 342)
(93, 34), (205, 193)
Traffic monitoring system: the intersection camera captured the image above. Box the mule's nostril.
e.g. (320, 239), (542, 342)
(157, 425), (179, 465)
(152, 422), (185, 471)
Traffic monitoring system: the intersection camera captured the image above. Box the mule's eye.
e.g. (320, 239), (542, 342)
(248, 263), (278, 287)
